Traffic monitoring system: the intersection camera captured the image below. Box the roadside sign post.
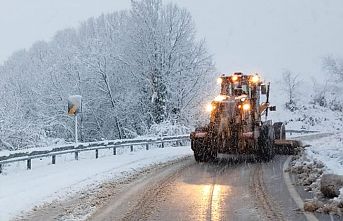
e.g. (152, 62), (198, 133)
(68, 95), (82, 144)
(75, 114), (78, 144)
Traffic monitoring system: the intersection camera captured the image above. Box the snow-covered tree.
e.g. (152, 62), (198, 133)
(323, 56), (343, 81)
(322, 56), (343, 111)
(0, 0), (215, 149)
(126, 0), (215, 127)
(281, 70), (301, 111)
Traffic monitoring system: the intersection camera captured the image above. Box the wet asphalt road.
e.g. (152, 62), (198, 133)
(89, 155), (312, 221)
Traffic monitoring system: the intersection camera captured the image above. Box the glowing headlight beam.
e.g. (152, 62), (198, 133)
(242, 103), (251, 111)
(251, 75), (260, 84)
(206, 103), (214, 112)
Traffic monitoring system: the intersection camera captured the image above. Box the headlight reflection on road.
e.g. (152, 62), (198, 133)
(197, 184), (212, 220)
(171, 181), (232, 221)
(211, 184), (223, 221)
(199, 184), (231, 221)
(201, 184), (212, 197)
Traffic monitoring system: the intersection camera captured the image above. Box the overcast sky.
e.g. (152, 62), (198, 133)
(1, 0), (343, 80)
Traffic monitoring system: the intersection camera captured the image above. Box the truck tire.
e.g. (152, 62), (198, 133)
(192, 138), (216, 162)
(257, 125), (275, 162)
(204, 147), (217, 162)
(192, 138), (202, 162)
(273, 122), (286, 140)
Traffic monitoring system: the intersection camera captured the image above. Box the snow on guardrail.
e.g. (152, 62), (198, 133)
(0, 135), (190, 174)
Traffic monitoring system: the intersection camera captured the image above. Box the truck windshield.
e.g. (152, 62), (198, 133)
(229, 83), (249, 96)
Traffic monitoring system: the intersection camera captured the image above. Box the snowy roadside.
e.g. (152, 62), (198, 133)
(0, 146), (193, 221)
(289, 132), (343, 215)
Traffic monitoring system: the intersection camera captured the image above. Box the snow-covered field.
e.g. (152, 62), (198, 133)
(0, 145), (192, 221)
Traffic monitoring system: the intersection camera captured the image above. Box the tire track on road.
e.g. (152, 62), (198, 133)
(120, 165), (188, 221)
(250, 163), (285, 221)
(207, 163), (227, 221)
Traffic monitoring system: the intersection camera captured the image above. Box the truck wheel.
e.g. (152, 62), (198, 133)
(273, 122), (286, 140)
(194, 151), (203, 162)
(194, 149), (217, 162)
(192, 138), (207, 162)
(257, 125), (275, 162)
(192, 138), (217, 162)
(204, 148), (217, 162)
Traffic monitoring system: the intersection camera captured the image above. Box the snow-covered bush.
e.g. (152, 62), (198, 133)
(147, 121), (190, 137)
(310, 79), (328, 107)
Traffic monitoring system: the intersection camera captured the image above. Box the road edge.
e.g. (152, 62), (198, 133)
(283, 156), (319, 221)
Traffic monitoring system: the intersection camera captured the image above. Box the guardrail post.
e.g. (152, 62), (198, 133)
(146, 144), (149, 150)
(95, 149), (99, 159)
(130, 145), (134, 152)
(75, 151), (79, 160)
(52, 155), (56, 164)
(27, 159), (31, 170)
(0, 164), (2, 174)
(113, 147), (116, 155)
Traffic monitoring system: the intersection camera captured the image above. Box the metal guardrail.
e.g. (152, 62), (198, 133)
(286, 129), (320, 135)
(0, 135), (190, 174)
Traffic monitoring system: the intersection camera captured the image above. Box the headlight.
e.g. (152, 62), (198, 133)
(242, 103), (251, 111)
(217, 77), (223, 84)
(232, 75), (238, 81)
(206, 104), (214, 112)
(250, 75), (260, 84)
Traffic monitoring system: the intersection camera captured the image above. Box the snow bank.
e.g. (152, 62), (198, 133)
(305, 132), (343, 175)
(290, 132), (343, 215)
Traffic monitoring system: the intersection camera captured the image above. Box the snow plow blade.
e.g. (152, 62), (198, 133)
(274, 139), (302, 155)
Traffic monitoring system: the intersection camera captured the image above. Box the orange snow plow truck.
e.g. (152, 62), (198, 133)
(190, 72), (300, 162)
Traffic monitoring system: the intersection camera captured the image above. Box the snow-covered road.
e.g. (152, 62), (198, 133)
(0, 146), (192, 221)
